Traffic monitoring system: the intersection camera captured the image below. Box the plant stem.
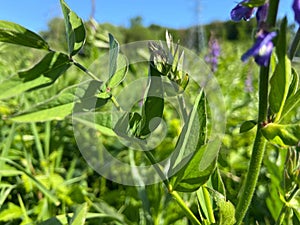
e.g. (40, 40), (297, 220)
(235, 0), (280, 223)
(202, 185), (215, 223)
(288, 27), (300, 60)
(170, 191), (202, 225)
(235, 57), (270, 224)
(143, 148), (202, 225)
(72, 59), (102, 82)
(143, 150), (169, 189)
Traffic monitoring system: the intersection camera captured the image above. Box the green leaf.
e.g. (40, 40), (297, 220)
(9, 81), (79, 123)
(287, 68), (299, 99)
(281, 89), (300, 121)
(73, 112), (117, 137)
(0, 20), (49, 50)
(209, 189), (236, 225)
(261, 123), (300, 146)
(11, 103), (74, 123)
(70, 203), (88, 225)
(107, 54), (128, 88)
(269, 56), (291, 119)
(269, 18), (291, 121)
(108, 33), (119, 78)
(169, 90), (215, 192)
(0, 51), (71, 100)
(60, 0), (86, 56)
(211, 168), (226, 197)
(240, 120), (257, 133)
(139, 65), (164, 136)
(0, 203), (22, 221)
(173, 145), (216, 192)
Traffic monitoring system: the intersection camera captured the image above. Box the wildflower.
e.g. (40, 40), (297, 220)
(292, 0), (300, 25)
(241, 31), (276, 67)
(230, 0), (256, 21)
(205, 35), (220, 72)
(256, 3), (269, 23)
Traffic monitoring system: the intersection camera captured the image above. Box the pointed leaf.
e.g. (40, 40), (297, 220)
(169, 90), (207, 175)
(168, 90), (216, 192)
(173, 145), (216, 192)
(60, 0), (86, 56)
(261, 123), (300, 146)
(108, 33), (119, 78)
(10, 80), (105, 123)
(107, 54), (128, 88)
(11, 103), (74, 123)
(70, 203), (88, 225)
(0, 51), (71, 100)
(287, 68), (299, 99)
(269, 18), (291, 120)
(269, 56), (291, 118)
(0, 20), (49, 50)
(240, 120), (257, 133)
(281, 89), (300, 121)
(139, 65), (164, 136)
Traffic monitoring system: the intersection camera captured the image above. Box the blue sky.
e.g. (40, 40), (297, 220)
(0, 0), (296, 33)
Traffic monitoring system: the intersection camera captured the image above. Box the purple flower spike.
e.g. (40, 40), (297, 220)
(241, 31), (277, 67)
(230, 0), (256, 21)
(256, 3), (269, 23)
(292, 0), (300, 25)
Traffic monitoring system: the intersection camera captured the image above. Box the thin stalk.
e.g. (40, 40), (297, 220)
(202, 185), (215, 223)
(235, 0), (280, 223)
(143, 150), (169, 189)
(142, 147), (201, 225)
(275, 187), (299, 225)
(170, 191), (202, 225)
(31, 122), (45, 162)
(288, 27), (300, 60)
(73, 60), (102, 82)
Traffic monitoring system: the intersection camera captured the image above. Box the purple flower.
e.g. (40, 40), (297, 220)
(292, 0), (300, 25)
(256, 3), (269, 23)
(241, 31), (276, 67)
(205, 36), (220, 72)
(230, 0), (256, 21)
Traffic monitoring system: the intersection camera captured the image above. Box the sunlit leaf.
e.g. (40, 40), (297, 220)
(60, 0), (86, 56)
(70, 203), (88, 225)
(0, 51), (71, 100)
(261, 123), (300, 146)
(0, 20), (49, 50)
(108, 33), (119, 78)
(269, 18), (291, 122)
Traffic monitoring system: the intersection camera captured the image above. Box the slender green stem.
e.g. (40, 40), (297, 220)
(170, 191), (202, 225)
(202, 185), (215, 223)
(288, 27), (300, 60)
(275, 187), (299, 225)
(72, 60), (102, 82)
(235, 1), (280, 223)
(142, 147), (201, 225)
(143, 150), (169, 189)
(31, 122), (45, 162)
